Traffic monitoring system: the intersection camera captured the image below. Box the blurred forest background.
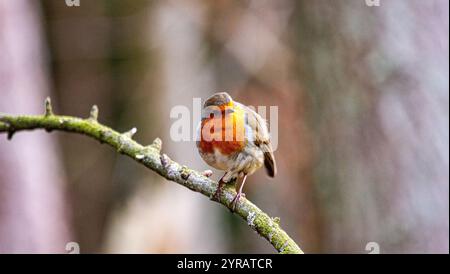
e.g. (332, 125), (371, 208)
(0, 0), (448, 253)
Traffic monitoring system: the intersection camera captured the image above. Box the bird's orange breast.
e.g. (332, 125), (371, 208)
(198, 103), (246, 156)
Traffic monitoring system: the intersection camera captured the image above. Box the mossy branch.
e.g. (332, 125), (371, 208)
(0, 98), (303, 254)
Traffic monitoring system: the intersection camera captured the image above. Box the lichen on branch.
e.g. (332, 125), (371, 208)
(0, 97), (303, 254)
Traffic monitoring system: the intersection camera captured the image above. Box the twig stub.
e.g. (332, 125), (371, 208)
(44, 97), (53, 117)
(123, 127), (137, 138)
(89, 105), (99, 121)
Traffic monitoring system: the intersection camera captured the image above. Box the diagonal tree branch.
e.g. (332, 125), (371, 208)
(0, 98), (303, 254)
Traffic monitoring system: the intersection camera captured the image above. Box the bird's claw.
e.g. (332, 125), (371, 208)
(230, 192), (245, 212)
(211, 188), (221, 202)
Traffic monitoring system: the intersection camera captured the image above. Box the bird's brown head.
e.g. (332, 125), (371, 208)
(203, 92), (233, 108)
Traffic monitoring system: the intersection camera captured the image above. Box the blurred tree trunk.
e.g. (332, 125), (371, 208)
(104, 0), (226, 253)
(41, 0), (117, 253)
(295, 0), (448, 253)
(0, 0), (71, 253)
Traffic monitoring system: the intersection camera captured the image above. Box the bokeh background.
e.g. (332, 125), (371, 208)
(0, 0), (448, 253)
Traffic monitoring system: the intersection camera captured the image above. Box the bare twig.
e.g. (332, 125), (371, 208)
(0, 99), (303, 254)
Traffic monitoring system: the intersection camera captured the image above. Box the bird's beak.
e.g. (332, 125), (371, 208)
(225, 108), (235, 114)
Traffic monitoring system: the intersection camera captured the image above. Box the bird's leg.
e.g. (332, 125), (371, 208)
(231, 174), (247, 211)
(211, 173), (227, 202)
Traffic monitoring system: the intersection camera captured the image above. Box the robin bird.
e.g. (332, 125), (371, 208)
(196, 92), (276, 211)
